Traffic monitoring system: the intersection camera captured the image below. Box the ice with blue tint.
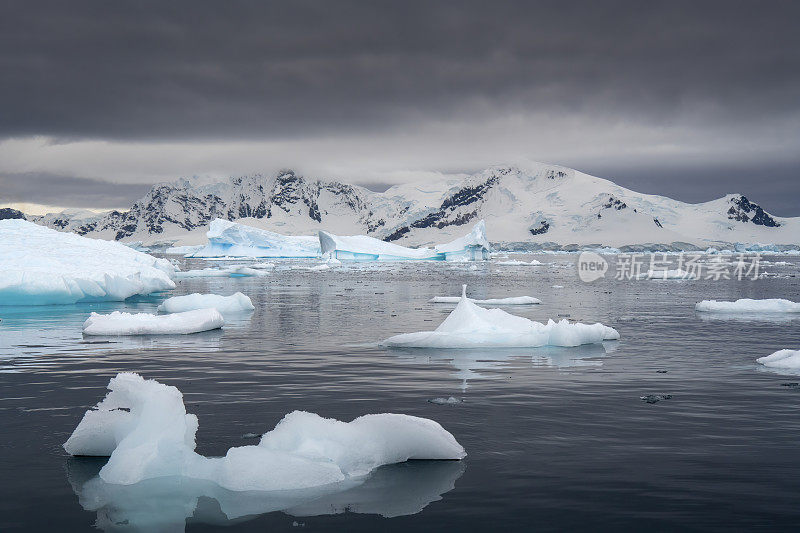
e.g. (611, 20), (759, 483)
(319, 220), (490, 262)
(384, 285), (618, 348)
(64, 373), (465, 491)
(0, 220), (175, 306)
(190, 219), (321, 258)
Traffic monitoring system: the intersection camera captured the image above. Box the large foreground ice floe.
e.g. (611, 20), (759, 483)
(384, 285), (618, 348)
(695, 298), (800, 313)
(63, 373), (465, 491)
(0, 220), (175, 305)
(83, 309), (225, 335)
(157, 292), (254, 314)
(756, 349), (800, 371)
(190, 219), (320, 258)
(319, 220), (490, 261)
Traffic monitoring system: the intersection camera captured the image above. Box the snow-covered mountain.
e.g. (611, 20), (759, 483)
(29, 164), (800, 249)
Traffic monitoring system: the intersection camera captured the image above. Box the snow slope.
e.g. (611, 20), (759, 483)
(0, 219), (175, 305)
(29, 164), (800, 249)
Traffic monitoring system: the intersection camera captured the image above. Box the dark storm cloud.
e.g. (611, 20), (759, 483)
(1, 0), (799, 140)
(0, 173), (150, 209)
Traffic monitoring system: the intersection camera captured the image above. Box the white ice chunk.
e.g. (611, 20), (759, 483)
(63, 373), (465, 491)
(164, 245), (203, 255)
(695, 298), (800, 313)
(157, 293), (254, 314)
(434, 220), (491, 261)
(429, 295), (541, 305)
(756, 349), (800, 370)
(83, 309), (224, 335)
(635, 269), (694, 280)
(384, 285), (618, 348)
(191, 219), (320, 258)
(0, 220), (175, 306)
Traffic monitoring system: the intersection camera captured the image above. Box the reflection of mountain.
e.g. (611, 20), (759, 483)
(392, 342), (617, 390)
(66, 457), (464, 531)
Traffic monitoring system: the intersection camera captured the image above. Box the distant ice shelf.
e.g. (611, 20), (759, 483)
(0, 219), (175, 306)
(384, 285), (618, 348)
(63, 373), (466, 491)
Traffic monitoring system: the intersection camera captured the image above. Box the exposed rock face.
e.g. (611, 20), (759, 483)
(727, 195), (780, 227)
(0, 208), (26, 220)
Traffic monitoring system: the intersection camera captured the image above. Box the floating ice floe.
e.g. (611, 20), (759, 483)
(695, 298), (800, 313)
(175, 266), (269, 278)
(83, 309), (225, 335)
(0, 220), (175, 306)
(635, 269), (694, 280)
(757, 349), (800, 371)
(494, 259), (542, 266)
(383, 285), (618, 348)
(319, 220), (490, 262)
(428, 397), (462, 405)
(63, 373), (465, 491)
(429, 295), (541, 305)
(157, 292), (254, 314)
(190, 219), (321, 258)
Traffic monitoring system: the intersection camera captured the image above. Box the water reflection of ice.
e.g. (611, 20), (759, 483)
(392, 342), (617, 390)
(67, 457), (464, 531)
(696, 311), (800, 324)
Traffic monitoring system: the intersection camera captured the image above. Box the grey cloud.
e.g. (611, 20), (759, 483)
(1, 1), (799, 140)
(0, 173), (151, 209)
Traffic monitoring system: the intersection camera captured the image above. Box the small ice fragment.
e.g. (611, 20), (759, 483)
(640, 394), (672, 404)
(756, 349), (800, 370)
(428, 397), (461, 405)
(696, 299), (800, 313)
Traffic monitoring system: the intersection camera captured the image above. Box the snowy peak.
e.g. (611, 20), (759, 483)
(26, 163), (800, 248)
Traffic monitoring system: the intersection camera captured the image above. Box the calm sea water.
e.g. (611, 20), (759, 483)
(1, 254), (799, 531)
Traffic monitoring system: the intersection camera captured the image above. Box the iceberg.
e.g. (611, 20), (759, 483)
(0, 220), (175, 306)
(157, 292), (254, 314)
(190, 219), (320, 258)
(756, 349), (800, 370)
(429, 295), (541, 305)
(384, 285), (619, 348)
(63, 373), (465, 492)
(83, 309), (225, 335)
(319, 220), (490, 262)
(695, 298), (800, 313)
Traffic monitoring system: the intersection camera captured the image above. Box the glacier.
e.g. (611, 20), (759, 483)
(63, 373), (465, 491)
(83, 309), (225, 335)
(157, 292), (254, 314)
(190, 218), (320, 258)
(695, 298), (800, 313)
(319, 220), (490, 262)
(0, 219), (175, 306)
(383, 285), (619, 348)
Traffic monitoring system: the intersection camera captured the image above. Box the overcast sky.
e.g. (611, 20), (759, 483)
(1, 0), (798, 215)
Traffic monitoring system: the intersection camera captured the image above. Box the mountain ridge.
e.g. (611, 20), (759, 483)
(22, 163), (800, 249)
